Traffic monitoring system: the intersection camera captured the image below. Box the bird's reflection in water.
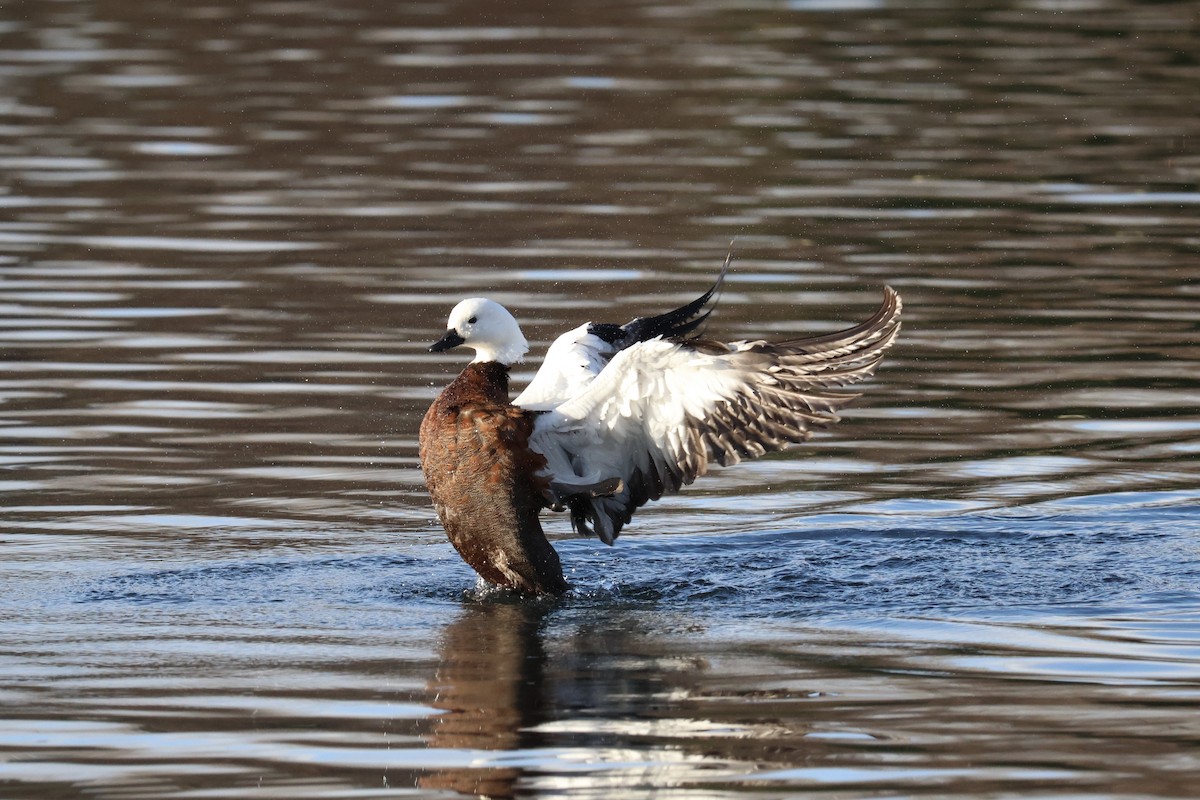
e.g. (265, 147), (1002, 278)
(417, 597), (739, 796)
(415, 597), (722, 798)
(419, 598), (556, 797)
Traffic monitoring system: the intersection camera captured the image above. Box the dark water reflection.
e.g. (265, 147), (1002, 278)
(3, 0), (1200, 796)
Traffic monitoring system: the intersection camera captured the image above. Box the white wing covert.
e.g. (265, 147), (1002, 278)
(527, 286), (902, 545)
(513, 324), (617, 411)
(514, 252), (733, 413)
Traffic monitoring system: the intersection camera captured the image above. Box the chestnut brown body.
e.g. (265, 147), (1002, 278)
(418, 362), (567, 596)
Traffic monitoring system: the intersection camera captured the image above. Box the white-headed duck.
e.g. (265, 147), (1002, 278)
(419, 257), (902, 596)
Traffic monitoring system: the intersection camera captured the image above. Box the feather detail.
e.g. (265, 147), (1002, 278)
(528, 287), (901, 544)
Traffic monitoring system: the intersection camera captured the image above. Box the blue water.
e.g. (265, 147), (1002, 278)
(66, 492), (1200, 624)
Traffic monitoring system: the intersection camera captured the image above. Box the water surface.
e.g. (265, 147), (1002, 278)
(3, 0), (1199, 797)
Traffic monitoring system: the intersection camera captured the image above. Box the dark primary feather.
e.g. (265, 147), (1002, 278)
(587, 249), (732, 351)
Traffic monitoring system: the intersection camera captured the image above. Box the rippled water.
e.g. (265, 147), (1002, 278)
(3, 0), (1199, 797)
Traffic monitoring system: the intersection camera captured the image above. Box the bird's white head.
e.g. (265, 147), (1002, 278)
(429, 297), (529, 365)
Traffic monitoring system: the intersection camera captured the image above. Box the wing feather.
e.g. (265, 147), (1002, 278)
(528, 287), (902, 544)
(513, 256), (731, 410)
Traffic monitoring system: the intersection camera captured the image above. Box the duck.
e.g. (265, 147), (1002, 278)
(418, 256), (902, 596)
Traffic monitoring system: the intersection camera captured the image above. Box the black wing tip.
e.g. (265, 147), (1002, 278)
(619, 247), (734, 345)
(587, 322), (625, 345)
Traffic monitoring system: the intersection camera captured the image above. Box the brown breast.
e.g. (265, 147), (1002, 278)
(418, 362), (567, 595)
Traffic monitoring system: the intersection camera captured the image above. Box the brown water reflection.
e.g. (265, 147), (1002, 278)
(3, 0), (1200, 796)
(423, 603), (552, 797)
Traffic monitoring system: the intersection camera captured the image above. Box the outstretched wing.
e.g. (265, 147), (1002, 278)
(527, 287), (902, 544)
(513, 254), (731, 410)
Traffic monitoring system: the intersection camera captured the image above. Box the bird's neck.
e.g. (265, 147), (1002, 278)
(470, 338), (528, 366)
(443, 361), (511, 405)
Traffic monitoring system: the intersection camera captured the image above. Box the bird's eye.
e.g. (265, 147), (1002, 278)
(468, 316), (477, 324)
